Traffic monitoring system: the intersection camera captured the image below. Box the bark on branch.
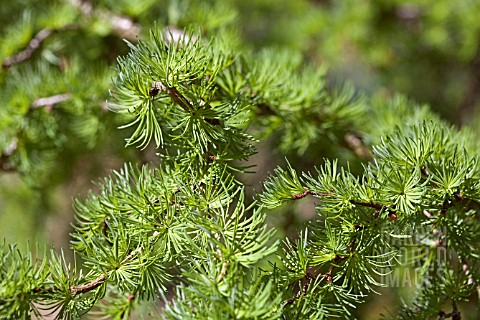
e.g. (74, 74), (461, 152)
(30, 93), (72, 110)
(70, 275), (106, 295)
(2, 28), (54, 69)
(2, 25), (78, 69)
(67, 0), (140, 42)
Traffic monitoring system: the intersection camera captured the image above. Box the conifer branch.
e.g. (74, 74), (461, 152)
(291, 188), (386, 212)
(349, 199), (384, 211)
(30, 93), (72, 110)
(70, 275), (106, 295)
(166, 86), (191, 112)
(291, 189), (312, 199)
(2, 3), (480, 317)
(2, 28), (54, 68)
(284, 270), (317, 306)
(344, 132), (372, 160)
(2, 25), (78, 69)
(67, 0), (140, 41)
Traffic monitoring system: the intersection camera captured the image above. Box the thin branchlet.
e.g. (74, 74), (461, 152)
(2, 25), (78, 68)
(70, 275), (107, 295)
(30, 93), (72, 110)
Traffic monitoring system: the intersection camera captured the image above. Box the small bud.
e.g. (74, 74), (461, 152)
(149, 81), (165, 97)
(388, 212), (397, 222)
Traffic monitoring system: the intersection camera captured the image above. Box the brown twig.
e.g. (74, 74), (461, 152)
(167, 86), (192, 112)
(30, 93), (72, 110)
(2, 28), (54, 69)
(151, 80), (222, 125)
(67, 0), (140, 42)
(451, 300), (461, 320)
(292, 189), (311, 199)
(284, 270), (317, 307)
(70, 275), (106, 295)
(344, 132), (372, 160)
(292, 189), (331, 200)
(0, 94), (108, 172)
(151, 81), (192, 112)
(349, 199), (384, 211)
(292, 188), (387, 213)
(283, 241), (351, 307)
(438, 300), (462, 320)
(2, 25), (78, 69)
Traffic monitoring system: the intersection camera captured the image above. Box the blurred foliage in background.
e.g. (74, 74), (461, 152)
(1, 0), (479, 318)
(237, 0), (480, 124)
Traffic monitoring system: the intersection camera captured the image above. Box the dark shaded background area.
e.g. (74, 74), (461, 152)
(1, 0), (479, 318)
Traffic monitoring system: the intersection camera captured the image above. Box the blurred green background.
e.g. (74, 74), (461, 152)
(1, 0), (479, 318)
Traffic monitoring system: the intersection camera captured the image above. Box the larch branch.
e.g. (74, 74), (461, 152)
(70, 275), (106, 295)
(30, 93), (72, 110)
(2, 28), (54, 68)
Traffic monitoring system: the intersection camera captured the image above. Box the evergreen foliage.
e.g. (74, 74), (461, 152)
(1, 1), (480, 319)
